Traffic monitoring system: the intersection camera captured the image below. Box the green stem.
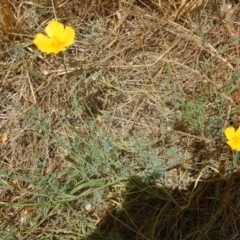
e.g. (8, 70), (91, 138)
(233, 151), (240, 168)
(61, 52), (68, 75)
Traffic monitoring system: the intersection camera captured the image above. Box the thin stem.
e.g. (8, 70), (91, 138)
(61, 53), (68, 75)
(51, 0), (57, 20)
(233, 151), (239, 168)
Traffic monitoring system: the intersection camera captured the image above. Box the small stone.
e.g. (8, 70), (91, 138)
(85, 203), (92, 211)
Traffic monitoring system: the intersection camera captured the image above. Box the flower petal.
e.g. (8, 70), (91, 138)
(33, 33), (55, 54)
(224, 127), (236, 141)
(62, 26), (75, 47)
(50, 45), (66, 54)
(227, 140), (237, 150)
(45, 20), (64, 39)
(235, 141), (240, 151)
(236, 126), (240, 136)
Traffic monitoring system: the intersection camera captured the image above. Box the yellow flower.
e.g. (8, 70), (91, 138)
(33, 20), (75, 54)
(225, 126), (240, 151)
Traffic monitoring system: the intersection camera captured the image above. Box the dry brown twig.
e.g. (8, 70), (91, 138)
(0, 0), (15, 40)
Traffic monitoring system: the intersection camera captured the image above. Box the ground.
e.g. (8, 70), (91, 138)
(1, 0), (240, 239)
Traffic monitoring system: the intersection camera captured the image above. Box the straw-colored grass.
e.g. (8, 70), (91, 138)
(1, 0), (240, 239)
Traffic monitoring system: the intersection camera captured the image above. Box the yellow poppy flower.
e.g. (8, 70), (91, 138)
(33, 20), (75, 54)
(225, 126), (240, 151)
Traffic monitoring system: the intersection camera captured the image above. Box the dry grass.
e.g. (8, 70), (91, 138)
(1, 0), (240, 239)
(86, 173), (240, 240)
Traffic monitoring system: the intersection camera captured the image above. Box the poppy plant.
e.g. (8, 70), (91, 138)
(224, 126), (240, 151)
(33, 20), (75, 54)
